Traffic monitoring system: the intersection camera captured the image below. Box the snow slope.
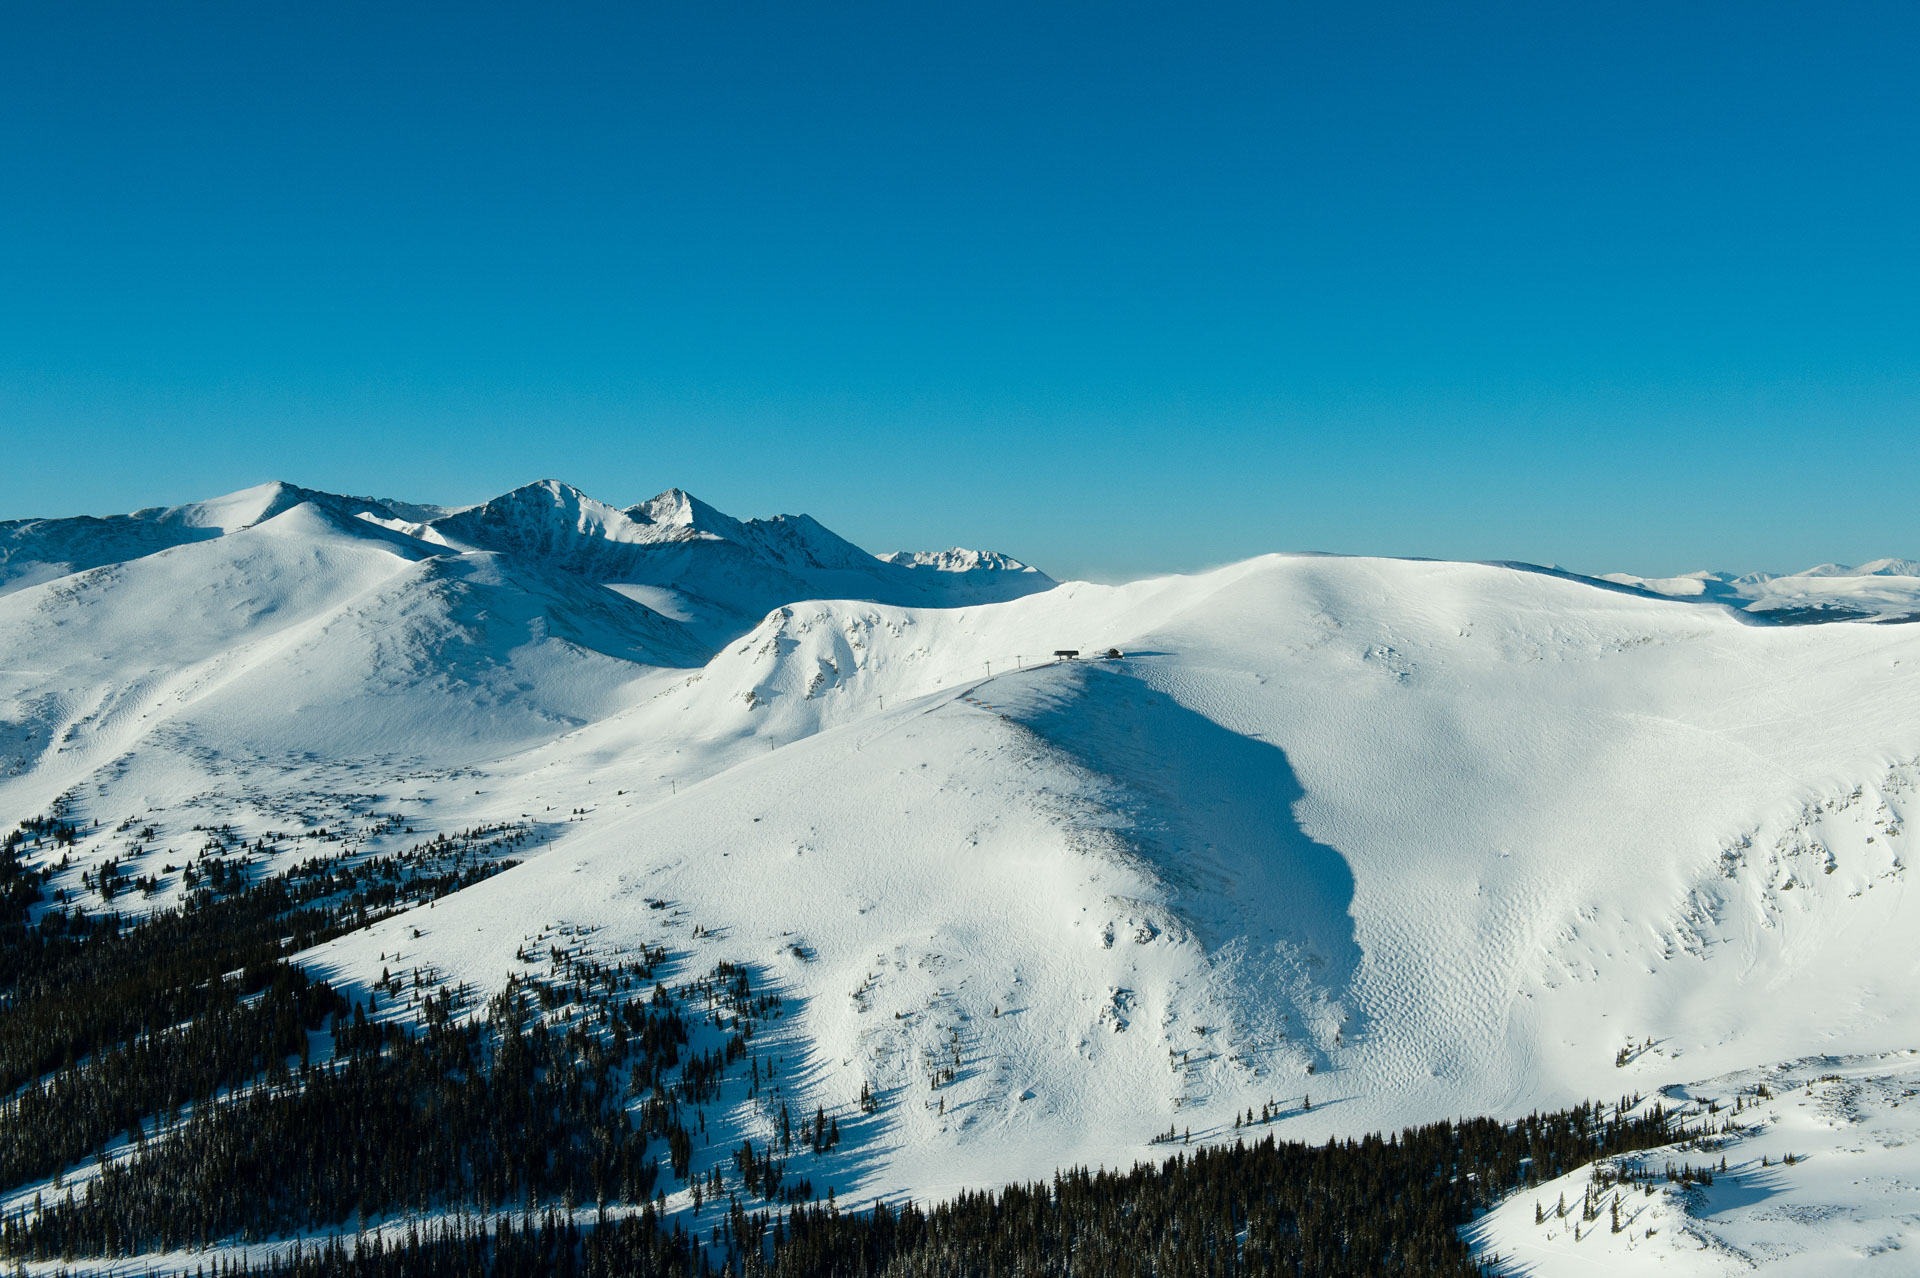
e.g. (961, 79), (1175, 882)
(269, 556), (1920, 1210)
(1471, 1051), (1920, 1274)
(0, 482), (395, 595)
(0, 496), (699, 807)
(4, 486), (1919, 1273)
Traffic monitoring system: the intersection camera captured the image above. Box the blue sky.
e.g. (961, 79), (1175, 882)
(3, 1), (1915, 581)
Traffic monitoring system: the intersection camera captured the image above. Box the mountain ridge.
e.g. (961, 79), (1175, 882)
(1, 478), (1057, 636)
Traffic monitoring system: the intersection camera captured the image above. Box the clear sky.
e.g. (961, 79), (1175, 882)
(3, 2), (1915, 581)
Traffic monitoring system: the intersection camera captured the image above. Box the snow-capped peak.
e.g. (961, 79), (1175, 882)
(130, 480), (390, 532)
(624, 488), (745, 542)
(877, 547), (1041, 575)
(425, 479), (678, 557)
(1788, 558), (1920, 579)
(0, 482), (408, 595)
(446, 478), (624, 534)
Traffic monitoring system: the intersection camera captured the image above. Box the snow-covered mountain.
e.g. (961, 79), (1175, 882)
(0, 477), (1051, 807)
(3, 485), (1918, 1273)
(421, 480), (1053, 646)
(0, 476), (1052, 642)
(0, 482), (397, 595)
(1602, 559), (1920, 621)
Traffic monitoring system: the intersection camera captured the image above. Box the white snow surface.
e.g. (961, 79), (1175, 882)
(4, 483), (1920, 1273)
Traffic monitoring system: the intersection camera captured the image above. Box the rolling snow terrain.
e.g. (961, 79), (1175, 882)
(3, 481), (1918, 1273)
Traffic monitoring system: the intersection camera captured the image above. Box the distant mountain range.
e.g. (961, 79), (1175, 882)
(1600, 559), (1920, 621)
(0, 479), (1055, 652)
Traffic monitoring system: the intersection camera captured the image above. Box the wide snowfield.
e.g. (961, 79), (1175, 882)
(4, 488), (1918, 1271)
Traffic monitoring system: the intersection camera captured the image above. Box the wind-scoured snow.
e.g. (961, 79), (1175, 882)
(3, 482), (1918, 1273)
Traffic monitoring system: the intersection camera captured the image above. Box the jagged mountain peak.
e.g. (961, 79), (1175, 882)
(426, 480), (661, 554)
(452, 478), (620, 525)
(622, 492), (886, 572)
(625, 488), (743, 541)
